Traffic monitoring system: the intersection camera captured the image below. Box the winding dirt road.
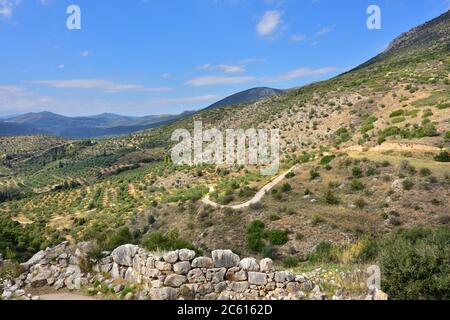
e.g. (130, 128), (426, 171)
(202, 166), (297, 210)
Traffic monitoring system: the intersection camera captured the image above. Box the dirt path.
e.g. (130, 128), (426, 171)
(344, 141), (441, 153)
(202, 166), (296, 210)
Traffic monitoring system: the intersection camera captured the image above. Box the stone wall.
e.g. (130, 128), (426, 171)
(1, 242), (388, 300)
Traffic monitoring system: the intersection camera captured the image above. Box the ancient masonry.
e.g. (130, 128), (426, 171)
(0, 242), (388, 300)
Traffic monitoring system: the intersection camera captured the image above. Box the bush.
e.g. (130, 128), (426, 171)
(323, 190), (340, 205)
(143, 230), (198, 253)
(311, 214), (326, 226)
(419, 168), (432, 177)
(281, 183), (292, 193)
(354, 198), (367, 209)
(265, 229), (289, 246)
(283, 256), (300, 268)
(434, 151), (450, 163)
(269, 214), (281, 221)
(88, 227), (137, 260)
(352, 166), (363, 178)
(380, 227), (450, 300)
(246, 220), (265, 252)
(261, 245), (276, 259)
(310, 170), (320, 180)
(341, 238), (379, 264)
(308, 241), (339, 263)
(445, 131), (450, 141)
(349, 179), (365, 191)
(286, 172), (296, 179)
(402, 179), (414, 191)
(390, 110), (405, 118)
(320, 155), (335, 166)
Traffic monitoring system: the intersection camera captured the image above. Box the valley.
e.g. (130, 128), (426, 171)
(1, 10), (449, 301)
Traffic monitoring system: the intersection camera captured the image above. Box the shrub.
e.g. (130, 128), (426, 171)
(323, 190), (340, 205)
(308, 241), (339, 263)
(391, 117), (406, 124)
(246, 220), (265, 252)
(355, 198), (367, 209)
(390, 110), (405, 118)
(282, 256), (300, 268)
(310, 170), (320, 180)
(402, 179), (414, 191)
(341, 238), (379, 264)
(434, 151), (450, 162)
(261, 245), (277, 259)
(281, 183), (292, 193)
(311, 214), (326, 226)
(445, 131), (450, 141)
(380, 227), (450, 300)
(286, 172), (296, 179)
(419, 168), (432, 176)
(320, 155), (335, 166)
(143, 230), (199, 253)
(147, 215), (156, 225)
(352, 166), (363, 178)
(366, 167), (378, 176)
(269, 214), (281, 221)
(349, 179), (365, 191)
(88, 227), (138, 260)
(265, 229), (289, 246)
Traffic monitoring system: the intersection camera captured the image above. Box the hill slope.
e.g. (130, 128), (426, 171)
(205, 87), (283, 110)
(0, 10), (449, 296)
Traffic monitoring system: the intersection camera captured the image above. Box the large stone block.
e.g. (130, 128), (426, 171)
(191, 257), (213, 268)
(111, 245), (139, 267)
(248, 272), (268, 286)
(212, 250), (240, 268)
(164, 274), (187, 288)
(239, 258), (260, 271)
(179, 249), (196, 261)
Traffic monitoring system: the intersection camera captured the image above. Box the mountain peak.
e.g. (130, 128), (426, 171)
(206, 87), (283, 110)
(385, 9), (450, 53)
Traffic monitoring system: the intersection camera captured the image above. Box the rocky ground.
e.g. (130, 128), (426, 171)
(0, 242), (388, 301)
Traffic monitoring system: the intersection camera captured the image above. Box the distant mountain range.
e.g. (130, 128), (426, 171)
(0, 87), (282, 138)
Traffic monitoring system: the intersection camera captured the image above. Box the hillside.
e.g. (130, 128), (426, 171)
(205, 87), (283, 110)
(0, 10), (449, 301)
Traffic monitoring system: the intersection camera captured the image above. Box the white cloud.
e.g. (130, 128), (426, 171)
(290, 34), (305, 42)
(0, 0), (21, 18)
(33, 79), (173, 93)
(316, 26), (333, 36)
(198, 63), (245, 73)
(80, 51), (93, 57)
(239, 58), (265, 64)
(262, 67), (338, 82)
(256, 10), (282, 36)
(186, 76), (256, 86)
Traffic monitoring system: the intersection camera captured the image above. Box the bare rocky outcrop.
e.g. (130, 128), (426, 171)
(1, 242), (388, 301)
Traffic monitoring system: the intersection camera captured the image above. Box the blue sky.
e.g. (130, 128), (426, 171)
(0, 0), (449, 117)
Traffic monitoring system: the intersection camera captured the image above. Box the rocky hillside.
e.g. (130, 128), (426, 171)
(205, 87), (283, 110)
(0, 10), (449, 301)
